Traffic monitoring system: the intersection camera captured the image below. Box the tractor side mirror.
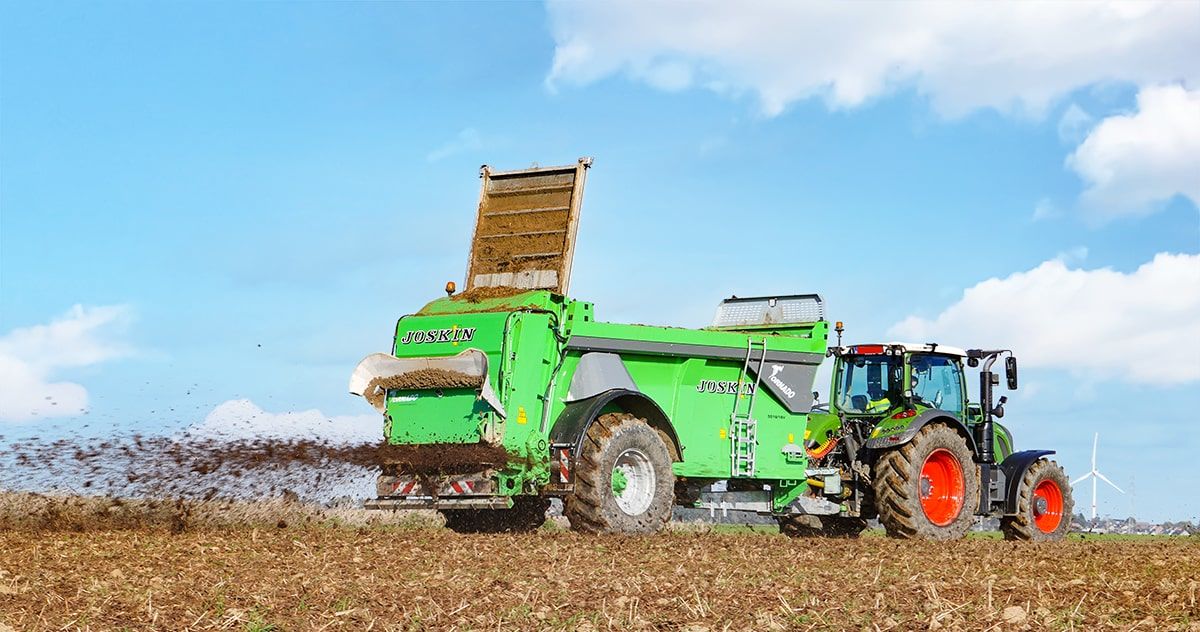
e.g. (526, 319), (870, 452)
(1005, 356), (1018, 390)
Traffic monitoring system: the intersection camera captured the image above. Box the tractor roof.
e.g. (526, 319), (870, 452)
(885, 342), (968, 357)
(840, 342), (969, 357)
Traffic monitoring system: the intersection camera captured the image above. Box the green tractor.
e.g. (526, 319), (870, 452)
(796, 332), (1074, 540)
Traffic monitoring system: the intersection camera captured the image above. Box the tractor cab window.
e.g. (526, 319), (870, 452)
(836, 355), (900, 414)
(909, 354), (965, 415)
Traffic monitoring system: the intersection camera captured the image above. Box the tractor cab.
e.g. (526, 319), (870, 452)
(830, 343), (968, 420)
(808, 341), (1014, 467)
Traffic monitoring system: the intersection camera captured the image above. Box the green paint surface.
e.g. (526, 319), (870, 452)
(377, 290), (830, 499)
(611, 467), (628, 496)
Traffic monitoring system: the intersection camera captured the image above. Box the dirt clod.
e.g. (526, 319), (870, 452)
(1002, 605), (1028, 624)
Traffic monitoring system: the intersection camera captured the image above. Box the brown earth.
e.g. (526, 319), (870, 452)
(0, 492), (438, 533)
(448, 284), (534, 303)
(377, 442), (512, 476)
(467, 169), (579, 292)
(469, 190), (571, 278)
(0, 513), (1196, 631)
(0, 435), (506, 501)
(362, 369), (480, 408)
(1, 415), (1194, 629)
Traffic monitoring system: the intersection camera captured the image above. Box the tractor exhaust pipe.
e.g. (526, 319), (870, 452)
(968, 348), (1014, 513)
(977, 357), (996, 465)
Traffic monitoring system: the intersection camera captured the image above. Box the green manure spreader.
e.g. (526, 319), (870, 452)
(349, 159), (1072, 540)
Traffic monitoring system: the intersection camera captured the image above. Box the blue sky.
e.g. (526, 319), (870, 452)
(2, 2), (1197, 521)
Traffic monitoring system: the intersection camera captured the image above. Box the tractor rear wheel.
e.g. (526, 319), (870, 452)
(1001, 459), (1074, 541)
(873, 423), (980, 540)
(565, 413), (675, 534)
(442, 497), (549, 534)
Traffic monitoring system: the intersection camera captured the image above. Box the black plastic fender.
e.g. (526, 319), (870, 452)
(549, 388), (683, 461)
(999, 449), (1055, 514)
(863, 410), (977, 453)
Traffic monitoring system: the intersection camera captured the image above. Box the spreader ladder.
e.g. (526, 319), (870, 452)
(730, 337), (767, 478)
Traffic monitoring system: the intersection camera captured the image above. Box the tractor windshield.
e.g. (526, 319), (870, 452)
(908, 354), (965, 415)
(836, 355), (901, 414)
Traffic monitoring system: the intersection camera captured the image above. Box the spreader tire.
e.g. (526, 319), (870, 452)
(565, 413), (675, 534)
(873, 423), (980, 540)
(442, 497), (549, 534)
(1001, 459), (1074, 542)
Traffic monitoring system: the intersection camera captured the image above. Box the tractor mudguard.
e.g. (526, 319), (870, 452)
(549, 388), (683, 461)
(993, 422), (1015, 462)
(999, 449), (1055, 514)
(863, 410), (977, 453)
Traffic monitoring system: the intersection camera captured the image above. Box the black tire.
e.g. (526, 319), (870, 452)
(565, 413), (675, 534)
(873, 423), (980, 540)
(778, 515), (867, 538)
(442, 497), (549, 534)
(1001, 459), (1074, 542)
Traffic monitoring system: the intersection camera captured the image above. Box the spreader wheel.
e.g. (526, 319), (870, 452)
(565, 413), (675, 534)
(442, 497), (549, 534)
(1001, 459), (1074, 541)
(872, 423), (980, 540)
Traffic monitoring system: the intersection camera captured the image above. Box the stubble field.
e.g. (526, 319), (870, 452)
(1, 498), (1196, 631)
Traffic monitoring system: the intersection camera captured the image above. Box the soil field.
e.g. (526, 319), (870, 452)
(1, 519), (1196, 631)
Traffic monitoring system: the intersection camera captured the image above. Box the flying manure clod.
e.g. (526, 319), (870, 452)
(347, 158), (1074, 540)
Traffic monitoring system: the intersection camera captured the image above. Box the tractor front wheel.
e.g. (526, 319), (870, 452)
(873, 423), (980, 540)
(442, 497), (549, 534)
(565, 413), (675, 534)
(1001, 459), (1074, 541)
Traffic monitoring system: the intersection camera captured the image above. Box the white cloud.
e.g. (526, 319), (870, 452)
(188, 399), (381, 444)
(426, 127), (484, 162)
(1067, 84), (1200, 221)
(889, 253), (1200, 385)
(0, 305), (132, 422)
(1032, 198), (1061, 221)
(546, 1), (1199, 117)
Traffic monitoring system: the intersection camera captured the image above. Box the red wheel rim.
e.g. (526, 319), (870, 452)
(1032, 479), (1064, 533)
(919, 449), (965, 526)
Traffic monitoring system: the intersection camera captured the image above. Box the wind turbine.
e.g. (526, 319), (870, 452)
(1071, 432), (1124, 521)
